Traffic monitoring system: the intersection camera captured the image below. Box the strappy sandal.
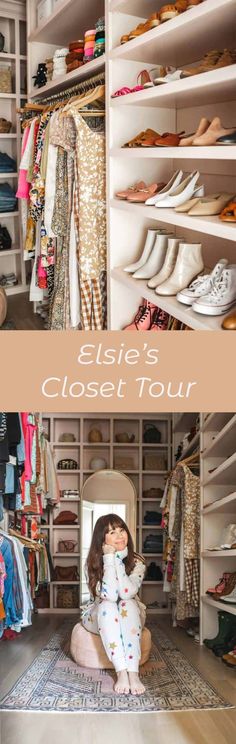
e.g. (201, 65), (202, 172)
(111, 85), (144, 98)
(154, 130), (185, 146)
(123, 129), (160, 147)
(220, 199), (236, 222)
(139, 66), (167, 88)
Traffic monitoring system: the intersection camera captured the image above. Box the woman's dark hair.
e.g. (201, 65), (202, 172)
(86, 513), (136, 599)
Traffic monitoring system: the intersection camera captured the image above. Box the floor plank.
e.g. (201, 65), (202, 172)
(3, 293), (45, 330)
(0, 614), (235, 744)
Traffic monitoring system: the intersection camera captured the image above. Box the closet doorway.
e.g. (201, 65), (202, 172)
(81, 469), (137, 603)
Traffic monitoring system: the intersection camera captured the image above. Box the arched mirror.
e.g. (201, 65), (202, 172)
(81, 469), (137, 603)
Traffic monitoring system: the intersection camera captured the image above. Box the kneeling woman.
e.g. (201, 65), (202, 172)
(82, 513), (146, 695)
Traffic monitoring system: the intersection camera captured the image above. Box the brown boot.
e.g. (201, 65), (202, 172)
(181, 48), (234, 77)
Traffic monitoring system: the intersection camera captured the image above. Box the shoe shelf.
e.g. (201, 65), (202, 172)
(203, 451), (236, 486)
(39, 413), (172, 613)
(202, 549), (236, 557)
(111, 144), (236, 161)
(110, 200), (235, 242)
(201, 414), (236, 459)
(202, 492), (236, 514)
(202, 595), (236, 617)
(107, 0), (236, 330)
(28, 55), (106, 100)
(111, 267), (233, 331)
(111, 66), (236, 111)
(110, 0), (235, 67)
(200, 413), (236, 642)
(201, 413), (234, 433)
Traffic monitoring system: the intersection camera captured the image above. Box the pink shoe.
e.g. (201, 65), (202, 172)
(150, 307), (169, 330)
(116, 181), (147, 199)
(123, 299), (157, 330)
(207, 573), (231, 595)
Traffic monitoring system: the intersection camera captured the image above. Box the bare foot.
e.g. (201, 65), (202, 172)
(128, 672), (145, 696)
(114, 670), (130, 694)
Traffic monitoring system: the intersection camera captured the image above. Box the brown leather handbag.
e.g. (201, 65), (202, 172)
(57, 540), (77, 553)
(54, 565), (79, 582)
(57, 586), (79, 609)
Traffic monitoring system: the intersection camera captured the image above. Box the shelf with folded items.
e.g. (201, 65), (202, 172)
(110, 199), (236, 241)
(28, 54), (106, 100)
(201, 492), (236, 515)
(110, 66), (236, 111)
(110, 0), (235, 67)
(111, 266), (233, 332)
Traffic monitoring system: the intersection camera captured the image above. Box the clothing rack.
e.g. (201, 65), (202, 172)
(30, 71), (105, 105)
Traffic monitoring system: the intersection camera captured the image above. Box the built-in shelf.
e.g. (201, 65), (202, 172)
(0, 211), (19, 218)
(176, 431), (200, 463)
(174, 414), (198, 433)
(4, 284), (29, 297)
(0, 52), (16, 60)
(202, 491), (236, 514)
(146, 608), (169, 614)
(202, 595), (236, 617)
(110, 199), (235, 242)
(111, 143), (236, 160)
(29, 55), (106, 99)
(202, 413), (234, 433)
(0, 247), (20, 257)
(28, 0), (104, 44)
(0, 173), (17, 179)
(53, 525), (80, 530)
(56, 469), (80, 474)
(111, 66), (236, 111)
(0, 93), (16, 99)
(202, 549), (236, 557)
(201, 415), (236, 459)
(0, 134), (17, 139)
(111, 267), (232, 332)
(203, 452), (236, 486)
(111, 0), (235, 68)
(53, 553), (80, 557)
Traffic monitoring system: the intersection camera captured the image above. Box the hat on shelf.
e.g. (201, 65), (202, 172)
(53, 510), (78, 525)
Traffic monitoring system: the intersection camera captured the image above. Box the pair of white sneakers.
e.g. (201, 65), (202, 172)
(178, 259), (236, 316)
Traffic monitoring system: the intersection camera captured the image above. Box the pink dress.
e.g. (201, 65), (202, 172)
(16, 126), (31, 199)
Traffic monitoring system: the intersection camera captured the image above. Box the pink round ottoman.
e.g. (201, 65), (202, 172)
(70, 623), (151, 669)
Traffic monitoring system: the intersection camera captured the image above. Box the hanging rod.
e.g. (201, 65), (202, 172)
(30, 71), (105, 105)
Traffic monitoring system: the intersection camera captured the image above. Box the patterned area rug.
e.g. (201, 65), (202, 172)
(0, 622), (232, 713)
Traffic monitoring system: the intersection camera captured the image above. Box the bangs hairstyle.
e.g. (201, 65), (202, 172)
(86, 513), (136, 599)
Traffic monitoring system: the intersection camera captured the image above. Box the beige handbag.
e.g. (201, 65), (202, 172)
(143, 453), (167, 471)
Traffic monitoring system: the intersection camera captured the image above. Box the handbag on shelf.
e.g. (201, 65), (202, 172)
(58, 433), (76, 442)
(143, 453), (167, 471)
(53, 510), (78, 525)
(143, 423), (162, 443)
(143, 487), (164, 500)
(54, 565), (79, 582)
(57, 458), (78, 470)
(57, 585), (79, 609)
(57, 540), (78, 553)
(34, 587), (50, 609)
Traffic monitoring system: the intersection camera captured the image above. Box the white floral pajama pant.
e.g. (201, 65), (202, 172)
(82, 598), (142, 672)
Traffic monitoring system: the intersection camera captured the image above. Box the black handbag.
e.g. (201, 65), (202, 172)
(143, 423), (161, 443)
(143, 511), (162, 525)
(0, 224), (11, 251)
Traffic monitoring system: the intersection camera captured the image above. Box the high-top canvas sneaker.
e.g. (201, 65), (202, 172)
(123, 299), (156, 330)
(192, 265), (236, 315)
(177, 259), (228, 305)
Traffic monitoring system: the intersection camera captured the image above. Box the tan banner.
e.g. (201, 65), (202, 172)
(0, 330), (233, 412)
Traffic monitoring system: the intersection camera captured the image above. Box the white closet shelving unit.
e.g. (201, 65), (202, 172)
(106, 0), (236, 331)
(26, 0), (105, 99)
(0, 0), (28, 297)
(40, 412), (172, 614)
(200, 412), (236, 643)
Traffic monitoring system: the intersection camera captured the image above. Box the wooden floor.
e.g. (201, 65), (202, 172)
(0, 615), (236, 744)
(4, 293), (45, 330)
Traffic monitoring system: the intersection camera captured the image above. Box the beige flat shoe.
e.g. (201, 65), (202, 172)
(175, 191), (218, 213)
(193, 117), (236, 146)
(188, 193), (234, 216)
(179, 117), (210, 147)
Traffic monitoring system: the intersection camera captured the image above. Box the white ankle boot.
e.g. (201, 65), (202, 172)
(148, 237), (184, 289)
(123, 228), (166, 273)
(145, 170), (183, 206)
(192, 265), (236, 315)
(156, 242), (204, 296)
(133, 233), (173, 279)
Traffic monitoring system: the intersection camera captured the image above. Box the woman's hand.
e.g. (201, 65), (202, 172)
(102, 543), (116, 555)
